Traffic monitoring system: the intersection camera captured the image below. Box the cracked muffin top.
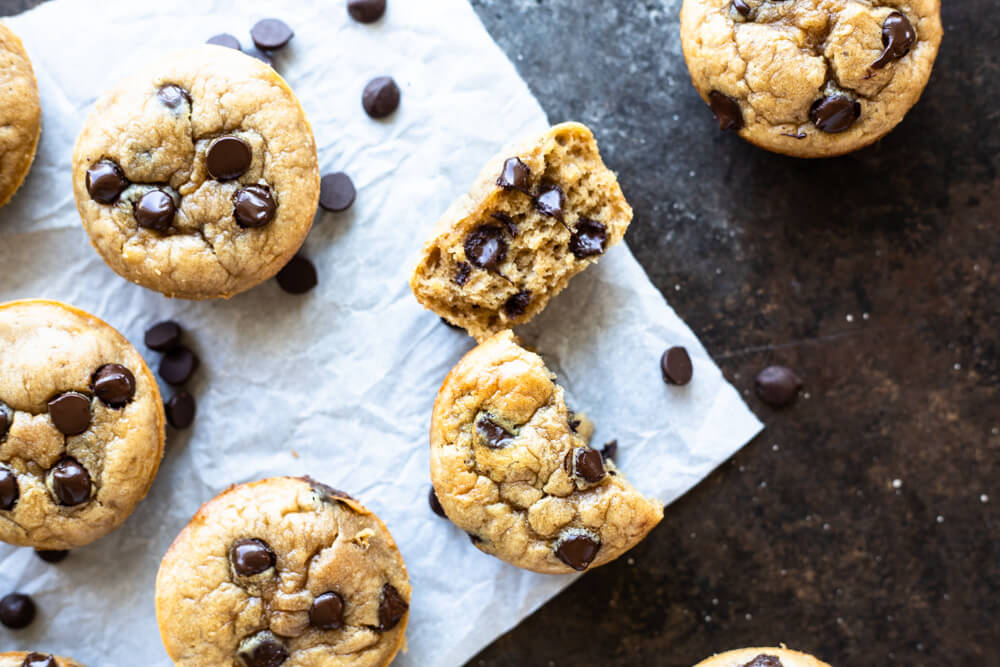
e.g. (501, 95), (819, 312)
(680, 0), (942, 157)
(0, 22), (42, 207)
(693, 647), (832, 667)
(72, 45), (320, 300)
(0, 652), (85, 667)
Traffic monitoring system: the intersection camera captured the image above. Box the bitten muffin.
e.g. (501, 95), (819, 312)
(0, 22), (42, 207)
(72, 45), (320, 299)
(155, 477), (411, 667)
(680, 0), (943, 157)
(430, 330), (663, 574)
(694, 647), (832, 667)
(0, 652), (85, 667)
(410, 122), (632, 341)
(0, 300), (165, 550)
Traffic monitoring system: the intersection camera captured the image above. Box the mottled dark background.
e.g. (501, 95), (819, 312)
(3, 1), (997, 666)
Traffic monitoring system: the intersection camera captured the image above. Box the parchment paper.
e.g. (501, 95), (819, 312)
(0, 1), (763, 664)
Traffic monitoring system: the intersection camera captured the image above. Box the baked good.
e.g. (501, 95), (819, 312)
(680, 0), (943, 157)
(429, 330), (663, 573)
(0, 652), (85, 667)
(0, 299), (165, 549)
(410, 122), (632, 341)
(0, 22), (42, 207)
(693, 647), (832, 667)
(72, 45), (320, 299)
(155, 477), (411, 667)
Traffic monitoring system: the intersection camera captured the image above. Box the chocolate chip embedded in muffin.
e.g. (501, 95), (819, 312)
(464, 225), (507, 274)
(85, 159), (128, 204)
(454, 261), (472, 286)
(362, 76), (401, 119)
(872, 12), (916, 69)
(0, 465), (18, 510)
(230, 538), (276, 577)
(0, 592), (36, 629)
(47, 458), (92, 506)
(309, 591), (345, 630)
(708, 91), (743, 131)
(233, 185), (277, 228)
(92, 363), (136, 408)
(570, 219), (608, 258)
(570, 448), (606, 483)
(497, 157), (530, 192)
(21, 653), (58, 667)
(0, 400), (10, 438)
(554, 530), (601, 571)
(475, 414), (514, 449)
(428, 487), (447, 518)
(503, 290), (531, 317)
(48, 392), (91, 435)
(206, 135), (252, 181)
(661, 346), (693, 386)
(741, 656), (783, 667)
(157, 84), (191, 111)
(534, 184), (565, 221)
(135, 189), (177, 231)
(809, 94), (861, 134)
(377, 583), (409, 631)
(237, 630), (288, 667)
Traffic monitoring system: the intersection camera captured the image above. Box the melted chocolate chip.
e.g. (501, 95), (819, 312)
(708, 91), (744, 132)
(145, 321), (182, 352)
(48, 458), (91, 506)
(362, 76), (401, 119)
(251, 18), (294, 51)
(237, 630), (288, 667)
(230, 538), (276, 576)
(491, 211), (518, 237)
(22, 653), (57, 667)
(428, 487), (447, 518)
(166, 391), (197, 429)
(319, 172), (356, 212)
(504, 290), (531, 318)
(0, 593), (36, 629)
(310, 591), (345, 630)
(207, 33), (241, 50)
(554, 532), (601, 571)
(497, 157), (530, 192)
(0, 466), (18, 511)
(0, 400), (10, 438)
(570, 219), (608, 258)
(601, 440), (618, 461)
(741, 656), (783, 667)
(206, 136), (252, 181)
(276, 255), (318, 294)
(234, 185), (277, 228)
(35, 549), (69, 564)
(661, 346), (693, 386)
(476, 415), (514, 448)
(303, 477), (355, 503)
(377, 583), (409, 631)
(535, 185), (565, 221)
(48, 392), (91, 435)
(732, 0), (750, 16)
(572, 448), (606, 483)
(464, 225), (507, 273)
(86, 160), (129, 204)
(755, 365), (802, 407)
(454, 261), (472, 286)
(810, 95), (861, 133)
(157, 84), (191, 110)
(348, 0), (387, 23)
(159, 345), (200, 385)
(92, 364), (136, 408)
(872, 12), (916, 69)
(135, 189), (176, 231)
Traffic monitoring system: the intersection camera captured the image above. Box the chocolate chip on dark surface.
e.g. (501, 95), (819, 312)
(206, 33), (241, 50)
(157, 84), (191, 110)
(348, 0), (387, 23)
(134, 189), (176, 231)
(22, 653), (57, 667)
(276, 254), (318, 294)
(48, 392), (91, 435)
(145, 320), (182, 352)
(377, 583), (408, 631)
(535, 184), (565, 221)
(428, 486), (446, 518)
(166, 391), (197, 429)
(810, 95), (861, 133)
(251, 18), (294, 50)
(497, 157), (530, 192)
(319, 172), (357, 212)
(35, 549), (69, 564)
(0, 401), (10, 438)
(234, 185), (277, 228)
(476, 415), (514, 448)
(86, 159), (129, 204)
(92, 364), (136, 408)
(731, 0), (751, 16)
(554, 532), (601, 571)
(0, 466), (17, 511)
(570, 219), (608, 258)
(601, 439), (618, 461)
(48, 458), (92, 506)
(206, 135), (252, 181)
(464, 225), (507, 273)
(491, 211), (518, 237)
(741, 655), (783, 667)
(661, 346), (693, 386)
(872, 11), (916, 69)
(230, 538), (276, 576)
(708, 91), (744, 132)
(0, 593), (36, 629)
(454, 261), (472, 286)
(159, 345), (200, 385)
(237, 630), (288, 667)
(572, 448), (606, 483)
(504, 290), (531, 318)
(362, 76), (401, 119)
(310, 591), (345, 630)
(754, 365), (803, 407)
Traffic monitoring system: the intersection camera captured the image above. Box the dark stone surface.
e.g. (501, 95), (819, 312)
(3, 1), (997, 665)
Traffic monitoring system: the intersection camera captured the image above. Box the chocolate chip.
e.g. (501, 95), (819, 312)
(206, 135), (252, 181)
(86, 159), (128, 204)
(157, 84), (191, 110)
(454, 261), (472, 286)
(872, 12), (916, 69)
(554, 532), (601, 571)
(165, 391), (197, 429)
(468, 533), (483, 545)
(601, 440), (618, 461)
(440, 316), (463, 330)
(237, 630), (288, 667)
(310, 591), (345, 630)
(0, 593), (36, 629)
(48, 392), (91, 435)
(476, 415), (514, 448)
(47, 458), (92, 506)
(504, 290), (531, 318)
(809, 95), (861, 133)
(230, 538), (276, 576)
(491, 211), (518, 237)
(377, 583), (408, 631)
(134, 189), (176, 231)
(741, 656), (783, 667)
(319, 172), (356, 212)
(145, 321), (182, 352)
(91, 364), (136, 408)
(464, 225), (507, 273)
(159, 345), (200, 385)
(708, 91), (744, 132)
(246, 48), (275, 68)
(207, 33), (241, 50)
(35, 549), (69, 564)
(731, 0), (750, 16)
(567, 412), (580, 432)
(661, 346), (693, 386)
(535, 185), (564, 221)
(303, 477), (355, 503)
(570, 219), (608, 258)
(276, 254), (318, 294)
(22, 653), (57, 667)
(0, 401), (10, 438)
(234, 185), (277, 228)
(754, 365), (802, 407)
(497, 157), (530, 192)
(251, 18), (294, 50)
(428, 487), (446, 518)
(572, 448), (606, 483)
(0, 466), (17, 511)
(348, 0), (387, 23)
(363, 76), (401, 119)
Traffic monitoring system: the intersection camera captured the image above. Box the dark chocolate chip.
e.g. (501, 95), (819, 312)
(708, 91), (744, 132)
(310, 591), (345, 630)
(145, 321), (182, 352)
(661, 346), (693, 386)
(535, 185), (564, 221)
(476, 415), (514, 448)
(440, 316), (463, 330)
(570, 219), (608, 258)
(230, 538), (276, 576)
(206, 135), (252, 181)
(319, 172), (357, 212)
(157, 84), (191, 110)
(251, 18), (294, 50)
(22, 653), (57, 667)
(504, 290), (531, 318)
(48, 392), (91, 435)
(234, 185), (277, 228)
(872, 12), (916, 69)
(91, 364), (136, 408)
(237, 630), (288, 667)
(362, 76), (401, 119)
(491, 211), (518, 237)
(572, 448), (606, 483)
(497, 157), (530, 192)
(166, 391), (197, 429)
(246, 48), (275, 68)
(754, 365), (803, 407)
(0, 593), (36, 630)
(741, 656), (783, 667)
(463, 225), (507, 273)
(732, 0), (751, 16)
(206, 33), (241, 50)
(348, 0), (387, 23)
(0, 466), (17, 511)
(554, 532), (601, 571)
(377, 583), (408, 631)
(428, 487), (446, 518)
(35, 549), (69, 564)
(48, 458), (92, 506)
(454, 261), (472, 286)
(135, 189), (176, 231)
(86, 160), (128, 204)
(468, 533), (483, 545)
(0, 401), (10, 438)
(302, 477), (355, 503)
(809, 95), (861, 133)
(159, 345), (200, 385)
(601, 440), (618, 461)
(276, 254), (318, 294)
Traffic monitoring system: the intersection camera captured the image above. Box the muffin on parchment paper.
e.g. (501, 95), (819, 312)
(0, 22), (41, 207)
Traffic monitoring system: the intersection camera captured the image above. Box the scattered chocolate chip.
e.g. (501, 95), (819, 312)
(234, 185), (277, 228)
(708, 91), (744, 132)
(535, 185), (564, 221)
(159, 345), (200, 385)
(145, 321), (182, 352)
(476, 415), (514, 448)
(206, 135), (252, 181)
(491, 211), (518, 237)
(35, 549), (69, 564)
(310, 591), (345, 630)
(348, 0), (387, 23)
(872, 12), (916, 69)
(428, 487), (446, 518)
(554, 532), (601, 571)
(47, 458), (92, 506)
(319, 172), (356, 212)
(230, 538), (276, 576)
(0, 466), (17, 511)
(378, 583), (408, 631)
(48, 392), (91, 435)
(362, 76), (401, 119)
(754, 365), (803, 407)
(572, 448), (606, 483)
(809, 95), (861, 133)
(276, 254), (318, 294)
(206, 33), (241, 50)
(237, 630), (288, 667)
(134, 189), (176, 231)
(22, 653), (57, 667)
(91, 364), (136, 408)
(570, 219), (608, 258)
(497, 157), (530, 192)
(601, 440), (618, 461)
(157, 84), (191, 110)
(251, 18), (294, 50)
(246, 47), (275, 68)
(0, 593), (36, 630)
(464, 225), (507, 273)
(165, 391), (197, 429)
(0, 401), (10, 438)
(504, 290), (531, 318)
(661, 346), (693, 386)
(86, 160), (128, 204)
(731, 0), (750, 16)
(741, 656), (783, 667)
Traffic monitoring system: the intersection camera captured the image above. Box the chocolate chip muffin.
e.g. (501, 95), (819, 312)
(694, 647), (832, 667)
(430, 330), (663, 574)
(155, 477), (411, 667)
(680, 0), (943, 157)
(0, 300), (165, 550)
(72, 45), (320, 300)
(0, 652), (85, 667)
(0, 22), (42, 207)
(410, 122), (632, 341)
